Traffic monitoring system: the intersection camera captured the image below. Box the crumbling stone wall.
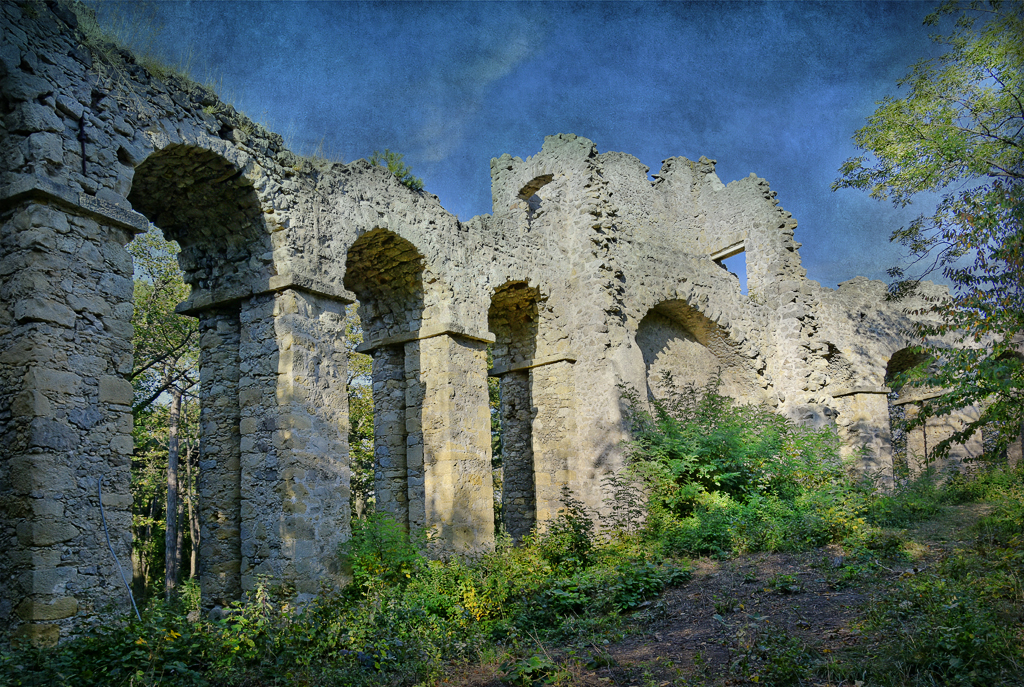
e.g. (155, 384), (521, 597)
(2, 0), (1008, 643)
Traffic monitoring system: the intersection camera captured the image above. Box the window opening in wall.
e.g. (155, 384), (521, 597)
(720, 252), (748, 295)
(519, 174), (553, 226)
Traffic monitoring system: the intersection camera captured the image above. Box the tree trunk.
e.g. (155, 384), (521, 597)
(185, 437), (199, 579)
(165, 387), (182, 601)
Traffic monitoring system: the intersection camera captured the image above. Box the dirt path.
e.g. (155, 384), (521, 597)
(574, 550), (866, 686)
(446, 503), (996, 687)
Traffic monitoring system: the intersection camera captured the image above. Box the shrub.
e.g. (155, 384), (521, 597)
(369, 149), (424, 191)
(340, 512), (424, 594)
(620, 378), (865, 556)
(538, 486), (595, 572)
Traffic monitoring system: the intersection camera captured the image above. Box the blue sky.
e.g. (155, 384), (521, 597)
(99, 0), (947, 289)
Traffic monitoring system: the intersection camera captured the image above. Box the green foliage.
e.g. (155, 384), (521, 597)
(623, 377), (848, 517)
(537, 486), (595, 571)
(730, 620), (814, 686)
(621, 378), (871, 556)
(340, 512), (424, 593)
(341, 305), (374, 517)
(825, 468), (1024, 686)
(127, 227), (200, 599)
(369, 149), (425, 191)
(833, 1), (1024, 460)
(601, 469), (648, 535)
(865, 469), (945, 526)
(129, 227), (197, 416)
(500, 653), (566, 687)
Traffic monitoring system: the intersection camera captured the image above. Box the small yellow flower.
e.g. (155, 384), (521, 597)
(135, 637), (147, 645)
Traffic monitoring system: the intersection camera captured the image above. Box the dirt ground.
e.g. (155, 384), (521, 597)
(447, 503), (995, 687)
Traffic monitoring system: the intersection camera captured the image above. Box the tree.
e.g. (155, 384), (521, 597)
(369, 148), (425, 191)
(833, 1), (1023, 459)
(128, 227), (200, 599)
(343, 305), (375, 518)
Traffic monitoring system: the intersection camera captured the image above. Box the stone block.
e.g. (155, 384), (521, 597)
(7, 102), (63, 133)
(0, 340), (55, 365)
(11, 623), (60, 648)
(23, 367), (81, 393)
(16, 520), (80, 547)
(99, 375), (133, 405)
(109, 434), (134, 454)
(15, 596), (79, 621)
(11, 390), (50, 417)
(29, 418), (77, 451)
(29, 499), (64, 518)
(14, 297), (75, 327)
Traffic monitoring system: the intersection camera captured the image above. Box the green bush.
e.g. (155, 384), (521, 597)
(537, 486), (595, 572)
(340, 512), (424, 594)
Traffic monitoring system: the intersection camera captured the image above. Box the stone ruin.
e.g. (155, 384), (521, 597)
(1, 1), (1012, 644)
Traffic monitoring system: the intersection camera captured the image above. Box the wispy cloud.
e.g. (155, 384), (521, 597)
(417, 22), (542, 162)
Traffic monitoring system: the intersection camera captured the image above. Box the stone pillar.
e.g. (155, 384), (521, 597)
(236, 290), (349, 600)
(371, 345), (409, 528)
(531, 361), (577, 527)
(197, 308), (242, 607)
(498, 371), (535, 540)
(0, 201), (137, 644)
(834, 391), (893, 484)
(406, 334), (495, 553)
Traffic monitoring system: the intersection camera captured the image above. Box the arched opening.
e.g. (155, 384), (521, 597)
(518, 174), (554, 225)
(343, 228), (425, 530)
(128, 145), (271, 296)
(635, 300), (762, 404)
(885, 347), (983, 477)
(884, 347), (933, 475)
(487, 281), (540, 540)
(127, 144), (269, 607)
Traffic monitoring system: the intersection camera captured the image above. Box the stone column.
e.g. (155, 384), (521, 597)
(498, 370), (535, 540)
(197, 308), (242, 607)
(236, 290), (349, 600)
(530, 360), (577, 526)
(0, 201), (137, 644)
(406, 334), (495, 553)
(371, 345), (409, 528)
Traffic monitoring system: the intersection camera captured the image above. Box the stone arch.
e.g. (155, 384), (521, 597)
(884, 346), (982, 475)
(487, 281), (541, 540)
(343, 228), (426, 529)
(635, 299), (763, 403)
(129, 143), (334, 608)
(127, 144), (267, 606)
(130, 143), (352, 608)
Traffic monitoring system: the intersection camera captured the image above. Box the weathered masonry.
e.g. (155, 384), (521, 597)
(1, 1), (1011, 643)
